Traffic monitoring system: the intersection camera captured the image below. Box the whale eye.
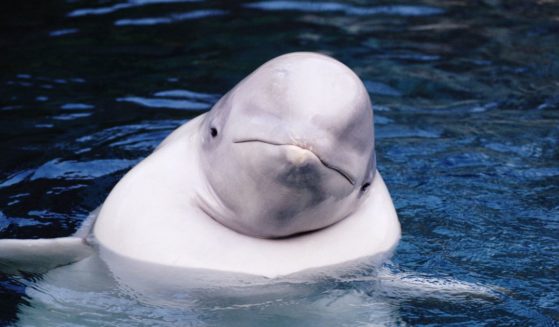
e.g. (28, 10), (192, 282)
(361, 182), (371, 193)
(210, 127), (218, 138)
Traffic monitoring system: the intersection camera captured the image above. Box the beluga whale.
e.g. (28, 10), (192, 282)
(0, 52), (400, 279)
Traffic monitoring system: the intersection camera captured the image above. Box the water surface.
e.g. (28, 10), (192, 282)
(1, 0), (558, 325)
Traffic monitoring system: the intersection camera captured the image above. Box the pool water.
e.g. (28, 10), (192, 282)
(1, 0), (558, 325)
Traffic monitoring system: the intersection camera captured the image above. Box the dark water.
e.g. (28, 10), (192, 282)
(1, 0), (558, 325)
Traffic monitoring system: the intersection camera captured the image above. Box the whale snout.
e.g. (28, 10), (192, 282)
(284, 145), (318, 168)
(233, 139), (354, 187)
(280, 145), (326, 189)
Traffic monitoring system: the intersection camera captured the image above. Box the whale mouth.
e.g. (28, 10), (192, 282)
(233, 139), (355, 185)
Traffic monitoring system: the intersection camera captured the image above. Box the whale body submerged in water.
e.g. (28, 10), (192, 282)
(0, 52), (400, 278)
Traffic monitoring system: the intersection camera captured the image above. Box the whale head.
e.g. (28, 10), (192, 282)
(198, 52), (375, 238)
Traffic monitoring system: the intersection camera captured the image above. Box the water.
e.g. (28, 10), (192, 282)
(1, 0), (558, 325)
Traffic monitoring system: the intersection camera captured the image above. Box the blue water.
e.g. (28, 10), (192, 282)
(1, 0), (558, 325)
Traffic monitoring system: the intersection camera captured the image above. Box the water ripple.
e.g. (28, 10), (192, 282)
(114, 10), (227, 26)
(49, 29), (79, 37)
(60, 103), (94, 110)
(377, 125), (442, 139)
(117, 96), (211, 110)
(245, 1), (444, 16)
(154, 89), (218, 101)
(68, 0), (202, 17)
(117, 88), (216, 110)
(0, 212), (47, 229)
(31, 159), (137, 180)
(0, 170), (34, 188)
(52, 112), (93, 121)
(364, 80), (402, 97)
(76, 120), (181, 151)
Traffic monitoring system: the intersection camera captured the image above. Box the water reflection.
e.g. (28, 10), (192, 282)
(114, 9), (227, 26)
(31, 159), (138, 181)
(67, 0), (203, 17)
(48, 28), (79, 37)
(18, 252), (495, 326)
(117, 88), (217, 110)
(245, 1), (444, 16)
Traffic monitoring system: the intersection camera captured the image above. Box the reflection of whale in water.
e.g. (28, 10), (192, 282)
(0, 52), (400, 278)
(16, 252), (497, 326)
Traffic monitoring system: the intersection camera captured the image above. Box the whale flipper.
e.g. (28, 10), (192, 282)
(0, 237), (93, 275)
